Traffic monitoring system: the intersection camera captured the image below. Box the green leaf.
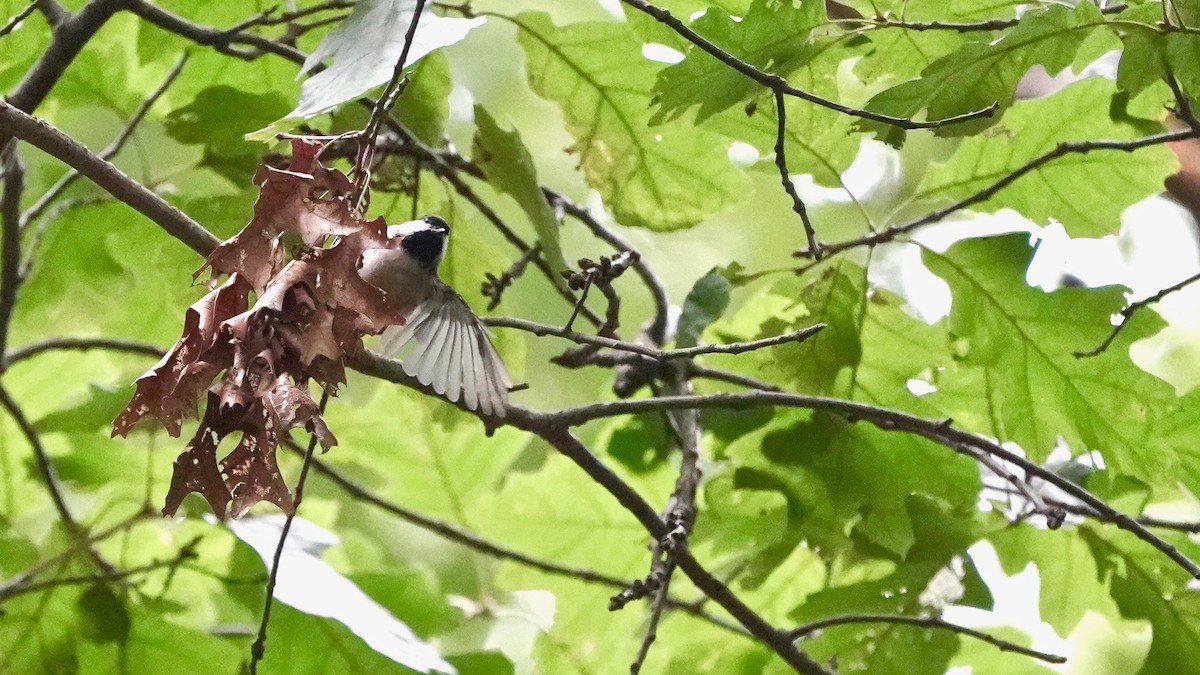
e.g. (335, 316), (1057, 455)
(862, 3), (1110, 144)
(915, 79), (1178, 237)
(35, 384), (134, 435)
(397, 51), (453, 147)
(471, 106), (566, 275)
(677, 268), (732, 348)
(265, 0), (485, 130)
(1081, 525), (1200, 673)
(650, 0), (826, 124)
(924, 235), (1177, 480)
(76, 613), (242, 674)
(513, 12), (749, 230)
(990, 527), (1118, 635)
(78, 584), (131, 644)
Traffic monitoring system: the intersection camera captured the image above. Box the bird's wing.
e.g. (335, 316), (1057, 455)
(377, 283), (511, 418)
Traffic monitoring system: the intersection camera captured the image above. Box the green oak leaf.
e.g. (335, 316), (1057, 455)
(923, 235), (1177, 481)
(1081, 525), (1200, 674)
(914, 79), (1178, 237)
(513, 12), (749, 230)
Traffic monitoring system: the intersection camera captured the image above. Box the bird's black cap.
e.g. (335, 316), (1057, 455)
(421, 214), (450, 233)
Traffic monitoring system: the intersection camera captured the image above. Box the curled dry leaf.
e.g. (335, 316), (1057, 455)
(113, 139), (406, 518)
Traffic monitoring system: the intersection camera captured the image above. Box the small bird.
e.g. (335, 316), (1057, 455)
(358, 215), (511, 417)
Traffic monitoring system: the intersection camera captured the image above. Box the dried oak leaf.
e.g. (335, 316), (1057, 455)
(220, 404), (294, 518)
(162, 392), (235, 519)
(198, 139), (359, 290)
(113, 275), (251, 438)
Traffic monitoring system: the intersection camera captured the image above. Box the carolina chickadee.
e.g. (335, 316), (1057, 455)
(358, 215), (511, 417)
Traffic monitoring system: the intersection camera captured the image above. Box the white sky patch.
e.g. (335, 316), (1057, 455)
(228, 516), (456, 675)
(593, 0), (625, 20)
(727, 141), (760, 167)
(642, 42), (684, 64)
(905, 377), (937, 396)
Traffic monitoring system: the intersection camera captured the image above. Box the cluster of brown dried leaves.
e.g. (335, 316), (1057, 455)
(112, 139), (407, 519)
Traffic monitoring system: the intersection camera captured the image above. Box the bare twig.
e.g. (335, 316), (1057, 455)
(627, 367), (702, 673)
(248, 389), (329, 674)
(773, 89), (821, 259)
(618, 0), (996, 131)
(808, 128), (1200, 259)
(0, 381), (115, 574)
(489, 316), (825, 362)
(547, 190), (670, 344)
(862, 3), (1127, 32)
(482, 245), (539, 310)
(0, 1), (37, 38)
(789, 614), (1067, 664)
(0, 507), (151, 599)
(0, 541), (197, 602)
(3, 336), (164, 369)
(4, 0), (125, 118)
(282, 439), (747, 637)
(352, 0), (428, 208)
(20, 52), (189, 229)
(1076, 271), (1200, 357)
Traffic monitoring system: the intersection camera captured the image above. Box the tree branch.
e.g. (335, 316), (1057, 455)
(2, 336), (165, 369)
(773, 89), (820, 259)
(0, 144), (24, 357)
(0, 101), (220, 257)
(487, 316), (824, 362)
(0, 1), (38, 39)
(5, 0), (125, 116)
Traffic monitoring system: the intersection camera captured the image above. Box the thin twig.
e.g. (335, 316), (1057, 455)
(0, 543), (197, 602)
(20, 52), (190, 229)
(352, 0), (428, 208)
(2, 336), (164, 369)
(0, 507), (152, 599)
(618, 0), (996, 131)
(248, 390), (329, 673)
(809, 128), (1200, 259)
(488, 316), (825, 361)
(354, 353), (829, 674)
(547, 190), (670, 344)
(789, 614), (1066, 664)
(628, 366), (702, 673)
(481, 245), (539, 310)
(0, 381), (115, 574)
(773, 89), (820, 259)
(0, 1), (37, 38)
(863, 3), (1127, 32)
(1076, 270), (1200, 357)
(282, 439), (748, 637)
